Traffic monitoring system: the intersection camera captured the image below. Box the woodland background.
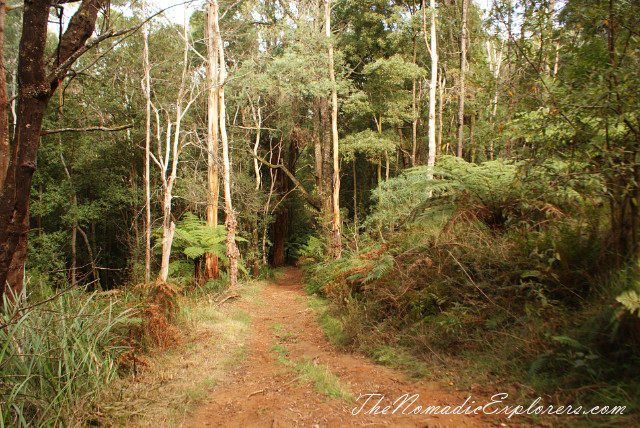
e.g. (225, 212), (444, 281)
(0, 0), (639, 425)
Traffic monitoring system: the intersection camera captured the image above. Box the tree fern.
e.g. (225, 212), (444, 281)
(172, 212), (228, 263)
(365, 155), (600, 233)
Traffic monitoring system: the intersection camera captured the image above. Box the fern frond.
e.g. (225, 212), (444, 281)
(616, 290), (640, 317)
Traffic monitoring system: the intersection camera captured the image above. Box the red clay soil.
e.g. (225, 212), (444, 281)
(185, 268), (499, 427)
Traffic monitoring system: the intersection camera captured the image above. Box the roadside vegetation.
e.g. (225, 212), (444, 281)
(301, 156), (640, 426)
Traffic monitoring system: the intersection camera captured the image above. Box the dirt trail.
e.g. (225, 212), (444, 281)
(186, 268), (491, 427)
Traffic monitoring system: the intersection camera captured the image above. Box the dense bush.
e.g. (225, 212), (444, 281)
(302, 156), (639, 415)
(0, 289), (136, 426)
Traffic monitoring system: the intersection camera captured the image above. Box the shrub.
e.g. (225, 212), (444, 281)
(0, 289), (135, 426)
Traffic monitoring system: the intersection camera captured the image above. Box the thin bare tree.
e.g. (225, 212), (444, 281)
(211, 0), (240, 291)
(326, 0), (341, 259)
(456, 0), (469, 158)
(423, 0), (438, 177)
(205, 0), (221, 281)
(142, 0), (152, 284)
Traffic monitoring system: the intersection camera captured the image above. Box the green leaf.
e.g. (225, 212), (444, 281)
(616, 290), (640, 316)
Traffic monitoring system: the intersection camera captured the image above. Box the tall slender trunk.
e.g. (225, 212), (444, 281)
(142, 0), (152, 284)
(71, 215), (77, 286)
(0, 1), (9, 191)
(384, 150), (389, 180)
(456, 0), (469, 159)
(263, 141), (279, 265)
(423, 0), (437, 177)
(251, 99), (262, 190)
(320, 97), (332, 221)
(159, 10), (191, 282)
(544, 0), (555, 77)
(398, 123), (410, 168)
(552, 40), (560, 79)
(205, 0), (220, 281)
(212, 0), (240, 290)
(271, 141), (291, 267)
(411, 36), (418, 166)
(313, 96), (323, 187)
(470, 112), (476, 162)
(352, 158), (358, 241)
(437, 73), (445, 156)
(326, 0), (341, 258)
(486, 40), (503, 160)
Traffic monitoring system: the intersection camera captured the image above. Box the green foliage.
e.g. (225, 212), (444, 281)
(172, 212), (227, 262)
(305, 152), (640, 418)
(0, 291), (135, 426)
(617, 291), (640, 317)
(340, 130), (398, 161)
(25, 231), (68, 292)
(362, 54), (426, 125)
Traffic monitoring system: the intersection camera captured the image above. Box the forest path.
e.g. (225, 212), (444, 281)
(185, 268), (491, 427)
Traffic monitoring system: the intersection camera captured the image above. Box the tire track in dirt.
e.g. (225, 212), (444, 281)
(185, 268), (493, 427)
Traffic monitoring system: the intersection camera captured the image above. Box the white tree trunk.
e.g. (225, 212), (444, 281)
(250, 97), (262, 190)
(486, 40), (504, 160)
(456, 0), (469, 158)
(326, 0), (341, 259)
(205, 0), (220, 281)
(142, 0), (152, 284)
(423, 0), (438, 177)
(411, 35), (418, 166)
(158, 9), (193, 282)
(212, 0), (240, 291)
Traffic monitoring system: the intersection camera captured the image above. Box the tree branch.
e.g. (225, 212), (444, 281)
(40, 123), (133, 136)
(251, 151), (321, 212)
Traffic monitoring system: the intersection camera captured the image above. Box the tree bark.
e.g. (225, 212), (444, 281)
(437, 73), (445, 156)
(320, 96), (332, 216)
(0, 1), (9, 191)
(486, 40), (503, 160)
(456, 0), (469, 159)
(411, 35), (418, 167)
(423, 0), (438, 177)
(0, 0), (106, 302)
(263, 141), (278, 265)
(158, 10), (192, 283)
(142, 0), (152, 284)
(312, 96), (323, 187)
(212, 0), (240, 291)
(205, 0), (221, 281)
(272, 152), (289, 267)
(251, 99), (262, 191)
(326, 0), (341, 259)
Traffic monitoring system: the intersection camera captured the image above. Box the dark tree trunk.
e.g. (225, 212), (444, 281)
(0, 0), (106, 302)
(271, 135), (299, 267)
(272, 207), (288, 267)
(0, 0), (9, 189)
(194, 256), (203, 287)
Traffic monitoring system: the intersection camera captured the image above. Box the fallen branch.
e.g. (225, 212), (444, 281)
(217, 293), (240, 306)
(248, 389), (265, 397)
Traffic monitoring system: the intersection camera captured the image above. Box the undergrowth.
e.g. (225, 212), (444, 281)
(301, 155), (640, 426)
(0, 268), (215, 426)
(0, 287), (136, 426)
